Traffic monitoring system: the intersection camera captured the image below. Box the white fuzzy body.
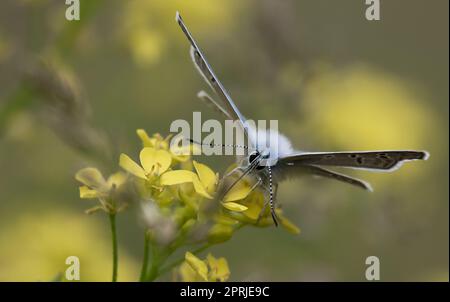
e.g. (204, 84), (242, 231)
(243, 126), (295, 165)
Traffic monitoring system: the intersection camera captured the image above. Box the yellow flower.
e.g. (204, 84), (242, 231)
(75, 167), (128, 214)
(206, 254), (230, 282)
(222, 188), (301, 235)
(160, 160), (217, 199)
(179, 252), (230, 282)
(132, 132), (252, 204)
(119, 147), (172, 181)
(125, 131), (297, 232)
(220, 179), (253, 210)
(161, 161), (253, 205)
(136, 130), (170, 150)
(136, 129), (199, 162)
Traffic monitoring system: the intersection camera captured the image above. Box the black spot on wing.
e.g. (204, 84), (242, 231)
(356, 157), (363, 165)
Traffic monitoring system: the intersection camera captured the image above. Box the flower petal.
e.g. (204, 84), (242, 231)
(171, 144), (201, 162)
(136, 129), (153, 147)
(160, 170), (197, 186)
(140, 147), (172, 176)
(192, 176), (213, 199)
(242, 202), (264, 220)
(241, 193), (267, 221)
(139, 147), (157, 173)
(152, 133), (170, 150)
(222, 202), (248, 212)
(279, 215), (301, 235)
(75, 168), (106, 189)
(119, 153), (146, 179)
(206, 254), (230, 282)
(106, 172), (127, 188)
(185, 252), (208, 281)
(193, 161), (217, 193)
(223, 181), (253, 202)
(79, 186), (100, 199)
(179, 262), (203, 282)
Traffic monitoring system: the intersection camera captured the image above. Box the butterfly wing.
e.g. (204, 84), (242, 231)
(277, 150), (429, 171)
(176, 12), (252, 148)
(197, 90), (232, 119)
(272, 164), (372, 191)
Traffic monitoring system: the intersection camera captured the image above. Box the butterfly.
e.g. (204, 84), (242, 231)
(175, 12), (429, 226)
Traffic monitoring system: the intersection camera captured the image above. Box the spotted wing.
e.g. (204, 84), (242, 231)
(176, 12), (252, 148)
(277, 151), (429, 171)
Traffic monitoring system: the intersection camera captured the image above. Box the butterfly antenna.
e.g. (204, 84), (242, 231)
(187, 138), (250, 151)
(267, 165), (278, 227)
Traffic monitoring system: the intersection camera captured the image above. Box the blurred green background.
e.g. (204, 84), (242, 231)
(0, 0), (448, 281)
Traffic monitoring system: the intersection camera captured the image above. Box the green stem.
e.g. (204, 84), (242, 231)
(145, 242), (162, 282)
(139, 232), (150, 282)
(144, 243), (179, 282)
(109, 213), (118, 282)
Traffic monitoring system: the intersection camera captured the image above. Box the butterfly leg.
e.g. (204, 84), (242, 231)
(269, 182), (279, 227)
(223, 165), (246, 179)
(266, 166), (279, 226)
(256, 181), (279, 227)
(247, 176), (262, 193)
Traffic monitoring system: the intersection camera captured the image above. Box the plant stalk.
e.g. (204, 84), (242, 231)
(139, 232), (150, 281)
(109, 213), (118, 282)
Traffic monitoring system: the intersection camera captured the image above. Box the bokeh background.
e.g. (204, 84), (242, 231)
(0, 0), (448, 281)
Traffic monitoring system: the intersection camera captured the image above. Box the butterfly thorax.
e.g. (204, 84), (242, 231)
(245, 127), (294, 167)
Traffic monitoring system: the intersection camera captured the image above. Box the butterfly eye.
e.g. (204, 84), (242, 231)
(249, 151), (260, 164)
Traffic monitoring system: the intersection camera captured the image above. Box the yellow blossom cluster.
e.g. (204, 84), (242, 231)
(75, 130), (300, 281)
